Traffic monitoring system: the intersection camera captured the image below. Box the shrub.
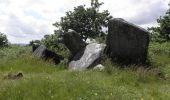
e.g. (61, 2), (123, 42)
(0, 32), (8, 47)
(41, 33), (70, 65)
(148, 2), (170, 42)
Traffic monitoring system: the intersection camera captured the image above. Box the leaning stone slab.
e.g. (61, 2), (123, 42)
(33, 45), (46, 58)
(105, 18), (149, 64)
(63, 29), (86, 57)
(32, 43), (40, 52)
(69, 43), (106, 70)
(33, 45), (64, 64)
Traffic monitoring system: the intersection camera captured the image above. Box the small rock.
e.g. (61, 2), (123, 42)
(93, 64), (105, 71)
(4, 72), (23, 80)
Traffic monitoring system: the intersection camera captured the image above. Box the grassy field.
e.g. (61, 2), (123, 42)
(0, 43), (170, 100)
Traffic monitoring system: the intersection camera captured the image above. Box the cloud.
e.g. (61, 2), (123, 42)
(101, 0), (169, 28)
(0, 0), (169, 43)
(124, 0), (168, 26)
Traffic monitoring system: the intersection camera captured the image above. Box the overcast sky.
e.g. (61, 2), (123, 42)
(0, 0), (169, 43)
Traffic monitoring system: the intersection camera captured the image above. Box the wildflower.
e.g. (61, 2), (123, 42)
(94, 93), (98, 96)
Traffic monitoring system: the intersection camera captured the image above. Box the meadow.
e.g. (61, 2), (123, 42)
(0, 42), (170, 100)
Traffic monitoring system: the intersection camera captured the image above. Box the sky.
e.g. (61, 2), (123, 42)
(0, 0), (169, 43)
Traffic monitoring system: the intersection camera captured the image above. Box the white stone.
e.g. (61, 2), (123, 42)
(68, 29), (74, 32)
(93, 64), (105, 70)
(69, 43), (106, 70)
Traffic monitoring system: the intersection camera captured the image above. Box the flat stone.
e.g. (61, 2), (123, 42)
(69, 43), (106, 70)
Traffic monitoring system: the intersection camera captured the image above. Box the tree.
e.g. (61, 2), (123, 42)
(53, 0), (112, 41)
(41, 34), (61, 50)
(148, 2), (170, 42)
(41, 31), (69, 59)
(29, 40), (41, 46)
(0, 32), (8, 47)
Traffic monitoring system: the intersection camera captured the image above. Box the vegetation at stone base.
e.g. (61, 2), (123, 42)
(148, 2), (170, 43)
(53, 0), (112, 41)
(0, 32), (8, 48)
(149, 42), (170, 67)
(0, 42), (170, 100)
(41, 33), (70, 64)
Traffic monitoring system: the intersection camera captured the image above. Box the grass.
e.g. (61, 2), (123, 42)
(0, 42), (170, 100)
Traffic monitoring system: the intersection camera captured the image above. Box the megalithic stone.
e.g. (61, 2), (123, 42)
(105, 18), (149, 64)
(33, 45), (64, 64)
(63, 29), (86, 57)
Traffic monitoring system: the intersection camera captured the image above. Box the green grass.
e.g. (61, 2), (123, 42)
(0, 43), (170, 100)
(149, 42), (170, 67)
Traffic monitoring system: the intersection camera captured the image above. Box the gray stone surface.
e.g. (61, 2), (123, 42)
(63, 30), (86, 57)
(106, 18), (149, 64)
(33, 45), (64, 64)
(32, 43), (40, 52)
(33, 45), (46, 57)
(69, 43), (106, 70)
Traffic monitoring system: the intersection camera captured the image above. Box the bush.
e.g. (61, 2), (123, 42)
(148, 42), (170, 67)
(41, 33), (70, 64)
(0, 32), (8, 47)
(149, 42), (170, 56)
(29, 40), (41, 46)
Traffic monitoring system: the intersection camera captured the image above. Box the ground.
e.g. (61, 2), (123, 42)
(0, 43), (170, 100)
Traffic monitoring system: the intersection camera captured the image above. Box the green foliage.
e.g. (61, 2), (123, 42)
(0, 32), (8, 47)
(41, 34), (60, 50)
(53, 0), (112, 40)
(149, 42), (170, 67)
(148, 2), (170, 42)
(95, 35), (106, 43)
(29, 40), (41, 46)
(41, 32), (70, 63)
(0, 45), (30, 62)
(149, 42), (170, 56)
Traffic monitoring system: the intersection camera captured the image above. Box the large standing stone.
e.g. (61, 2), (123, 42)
(63, 30), (86, 57)
(33, 45), (64, 64)
(106, 18), (149, 64)
(69, 43), (106, 70)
